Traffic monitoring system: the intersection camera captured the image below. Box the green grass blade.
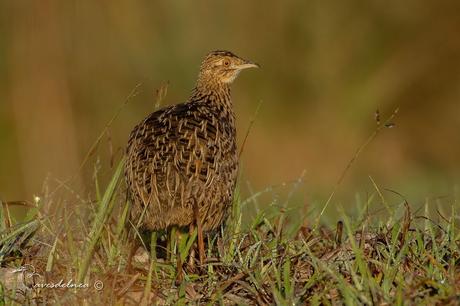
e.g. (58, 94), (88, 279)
(77, 157), (125, 283)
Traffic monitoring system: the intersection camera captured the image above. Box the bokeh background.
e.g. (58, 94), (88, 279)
(1, 1), (459, 214)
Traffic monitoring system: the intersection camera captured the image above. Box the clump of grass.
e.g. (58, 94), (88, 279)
(0, 163), (459, 305)
(0, 90), (458, 304)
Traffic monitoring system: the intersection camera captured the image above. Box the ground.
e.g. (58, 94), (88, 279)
(0, 161), (459, 305)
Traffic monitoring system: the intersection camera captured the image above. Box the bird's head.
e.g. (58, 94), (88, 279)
(198, 50), (259, 85)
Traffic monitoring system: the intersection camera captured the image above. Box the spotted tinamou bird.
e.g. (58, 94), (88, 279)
(125, 50), (258, 261)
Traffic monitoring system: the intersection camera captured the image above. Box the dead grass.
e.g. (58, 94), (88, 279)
(0, 165), (459, 305)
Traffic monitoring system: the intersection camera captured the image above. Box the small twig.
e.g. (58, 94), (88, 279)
(213, 272), (246, 299)
(335, 220), (343, 247)
(106, 129), (114, 168)
(49, 83), (143, 197)
(78, 83), (142, 173)
(399, 201), (411, 248)
(154, 81), (169, 110)
(239, 99), (263, 159)
(369, 176), (393, 215)
(313, 107), (400, 231)
(1, 200), (12, 228)
(1, 201), (36, 208)
(413, 216), (447, 233)
(117, 273), (141, 298)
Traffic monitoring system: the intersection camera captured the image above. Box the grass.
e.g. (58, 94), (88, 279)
(0, 90), (458, 305)
(0, 162), (459, 305)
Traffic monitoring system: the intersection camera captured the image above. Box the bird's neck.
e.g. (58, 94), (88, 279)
(189, 79), (236, 129)
(189, 78), (232, 109)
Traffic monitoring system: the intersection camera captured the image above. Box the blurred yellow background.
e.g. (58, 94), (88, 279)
(1, 1), (459, 210)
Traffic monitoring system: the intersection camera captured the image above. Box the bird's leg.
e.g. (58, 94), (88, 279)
(197, 221), (205, 266)
(175, 228), (184, 285)
(176, 257), (184, 285)
(195, 205), (205, 266)
(149, 231), (157, 259)
(126, 239), (139, 273)
(188, 223), (196, 271)
(193, 160), (206, 266)
(167, 227), (173, 261)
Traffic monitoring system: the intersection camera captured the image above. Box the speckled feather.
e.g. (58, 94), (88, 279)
(125, 50), (256, 232)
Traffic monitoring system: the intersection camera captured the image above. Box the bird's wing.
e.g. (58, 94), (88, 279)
(126, 103), (220, 190)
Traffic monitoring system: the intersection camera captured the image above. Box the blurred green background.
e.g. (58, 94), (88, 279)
(1, 1), (459, 212)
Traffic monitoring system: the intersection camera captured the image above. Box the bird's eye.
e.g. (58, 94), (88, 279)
(223, 60), (230, 67)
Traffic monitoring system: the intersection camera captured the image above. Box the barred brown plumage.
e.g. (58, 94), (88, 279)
(124, 50), (258, 263)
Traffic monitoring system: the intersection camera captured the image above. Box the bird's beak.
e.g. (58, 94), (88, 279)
(236, 60), (260, 70)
